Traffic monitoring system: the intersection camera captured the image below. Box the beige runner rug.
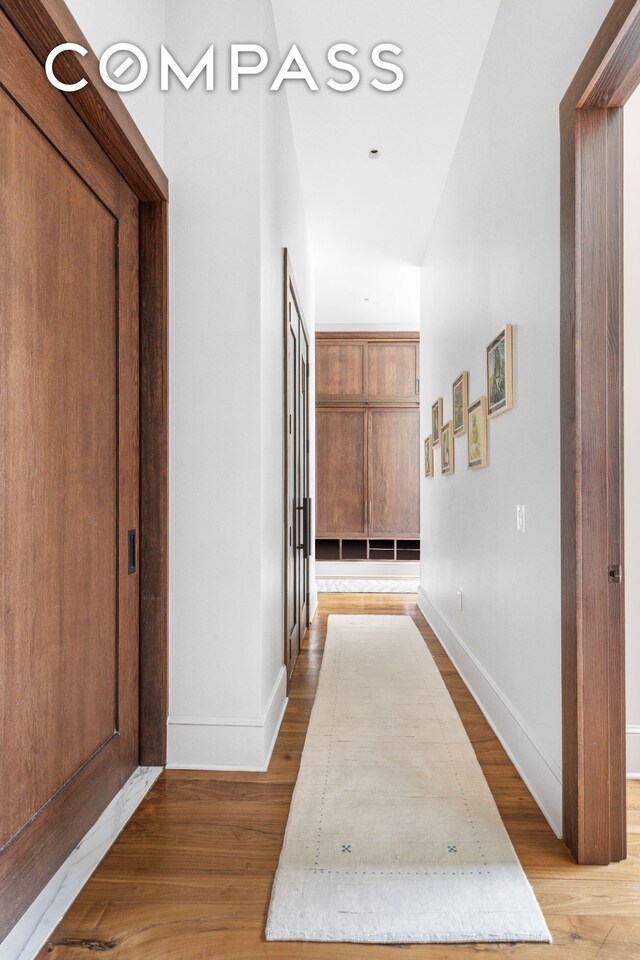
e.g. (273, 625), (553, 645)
(266, 614), (551, 944)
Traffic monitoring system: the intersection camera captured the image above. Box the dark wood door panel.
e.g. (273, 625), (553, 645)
(316, 410), (367, 537)
(298, 325), (309, 639)
(286, 313), (299, 672)
(369, 408), (420, 537)
(0, 88), (119, 846)
(283, 256), (310, 683)
(0, 9), (133, 217)
(367, 342), (419, 401)
(0, 9), (140, 938)
(316, 341), (366, 400)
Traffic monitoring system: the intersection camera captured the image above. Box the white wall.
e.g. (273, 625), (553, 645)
(164, 0), (313, 769)
(625, 86), (640, 778)
(59, 0), (313, 771)
(259, 0), (316, 711)
(418, 0), (612, 837)
(64, 0), (165, 164)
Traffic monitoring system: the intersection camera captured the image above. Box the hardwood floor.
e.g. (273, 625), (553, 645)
(40, 596), (640, 959)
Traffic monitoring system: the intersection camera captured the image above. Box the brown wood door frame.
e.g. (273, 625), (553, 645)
(0, 1), (168, 764)
(283, 250), (311, 685)
(561, 0), (640, 864)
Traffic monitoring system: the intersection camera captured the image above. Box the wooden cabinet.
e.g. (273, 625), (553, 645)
(315, 333), (420, 557)
(316, 409), (367, 537)
(316, 334), (419, 403)
(369, 408), (420, 537)
(316, 340), (366, 400)
(367, 341), (419, 401)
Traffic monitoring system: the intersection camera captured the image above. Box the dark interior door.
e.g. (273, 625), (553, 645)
(0, 12), (140, 937)
(286, 310), (299, 670)
(285, 270), (310, 680)
(297, 323), (310, 636)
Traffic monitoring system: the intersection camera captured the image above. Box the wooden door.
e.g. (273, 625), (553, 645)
(284, 260), (310, 680)
(316, 410), (368, 537)
(286, 306), (299, 672)
(368, 409), (420, 538)
(0, 12), (139, 937)
(367, 342), (420, 401)
(297, 325), (310, 639)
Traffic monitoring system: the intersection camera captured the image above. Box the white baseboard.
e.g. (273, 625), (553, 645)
(417, 587), (563, 838)
(627, 725), (640, 779)
(167, 665), (288, 771)
(310, 590), (319, 623)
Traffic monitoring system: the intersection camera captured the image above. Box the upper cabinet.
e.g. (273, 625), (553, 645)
(367, 341), (419, 401)
(316, 335), (419, 404)
(316, 340), (366, 400)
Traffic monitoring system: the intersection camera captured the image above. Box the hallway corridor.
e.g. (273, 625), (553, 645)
(41, 597), (640, 959)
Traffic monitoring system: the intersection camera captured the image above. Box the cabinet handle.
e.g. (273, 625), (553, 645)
(369, 501), (372, 528)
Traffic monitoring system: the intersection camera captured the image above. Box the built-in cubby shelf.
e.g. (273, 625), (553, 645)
(315, 539), (420, 562)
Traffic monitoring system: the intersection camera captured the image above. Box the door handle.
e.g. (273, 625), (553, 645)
(608, 564), (623, 584)
(296, 504), (304, 551)
(304, 497), (312, 558)
(127, 529), (136, 575)
(296, 500), (312, 556)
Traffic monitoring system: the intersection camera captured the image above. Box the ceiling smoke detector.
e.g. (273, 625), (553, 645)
(369, 148), (380, 159)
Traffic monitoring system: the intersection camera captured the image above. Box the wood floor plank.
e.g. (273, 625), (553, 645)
(38, 596), (640, 958)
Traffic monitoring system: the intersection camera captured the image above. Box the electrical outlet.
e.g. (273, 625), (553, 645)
(457, 589), (463, 611)
(516, 504), (526, 533)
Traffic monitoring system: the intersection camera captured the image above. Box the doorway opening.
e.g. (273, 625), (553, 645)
(560, 0), (640, 864)
(314, 331), (421, 594)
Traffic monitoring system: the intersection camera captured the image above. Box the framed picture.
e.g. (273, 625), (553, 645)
(486, 324), (513, 418)
(467, 396), (489, 469)
(425, 436), (434, 478)
(452, 371), (469, 437)
(431, 398), (443, 446)
(441, 421), (454, 475)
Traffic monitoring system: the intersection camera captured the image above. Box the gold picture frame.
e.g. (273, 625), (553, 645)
(441, 421), (454, 476)
(486, 324), (513, 419)
(431, 397), (443, 446)
(452, 371), (469, 437)
(425, 436), (434, 478)
(467, 397), (489, 469)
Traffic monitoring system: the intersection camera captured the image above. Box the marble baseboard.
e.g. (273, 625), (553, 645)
(316, 578), (420, 594)
(1, 765), (163, 960)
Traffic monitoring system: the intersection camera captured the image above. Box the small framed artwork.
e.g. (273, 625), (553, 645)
(486, 324), (513, 418)
(425, 436), (434, 478)
(467, 396), (489, 470)
(431, 397), (443, 446)
(452, 371), (469, 437)
(441, 421), (455, 476)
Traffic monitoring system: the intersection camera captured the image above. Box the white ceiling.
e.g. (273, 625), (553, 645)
(270, 0), (500, 328)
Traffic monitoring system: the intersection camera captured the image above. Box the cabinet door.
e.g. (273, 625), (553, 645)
(316, 341), (366, 401)
(369, 408), (420, 537)
(316, 409), (367, 536)
(367, 341), (419, 401)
